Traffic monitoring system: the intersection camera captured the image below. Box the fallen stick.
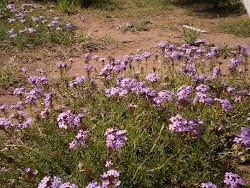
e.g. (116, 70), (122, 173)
(183, 25), (208, 33)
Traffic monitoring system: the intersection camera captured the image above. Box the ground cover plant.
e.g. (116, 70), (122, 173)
(0, 2), (76, 49)
(218, 19), (250, 37)
(0, 36), (249, 187)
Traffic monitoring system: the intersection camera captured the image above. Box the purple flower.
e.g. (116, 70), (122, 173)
(27, 28), (36, 34)
(230, 57), (242, 66)
(128, 103), (138, 109)
(13, 88), (25, 95)
(7, 4), (15, 9)
(10, 34), (17, 38)
(20, 19), (26, 23)
(176, 85), (194, 106)
(156, 41), (168, 49)
(84, 53), (91, 59)
(56, 27), (63, 31)
(32, 16), (39, 22)
(40, 108), (51, 118)
(66, 22), (75, 28)
(37, 176), (51, 188)
(214, 98), (234, 113)
(22, 68), (27, 73)
(38, 176), (77, 188)
(105, 161), (113, 168)
(201, 181), (218, 188)
(7, 18), (16, 23)
(126, 22), (132, 27)
(142, 51), (151, 59)
(146, 72), (161, 83)
(169, 114), (203, 133)
(10, 101), (24, 109)
(68, 58), (75, 63)
(25, 167), (38, 178)
(105, 87), (128, 98)
(44, 93), (52, 106)
(8, 28), (14, 34)
(224, 172), (244, 188)
(154, 90), (175, 108)
(101, 169), (120, 179)
(57, 109), (74, 129)
(69, 139), (78, 150)
(196, 84), (210, 93)
(105, 128), (127, 150)
(86, 181), (98, 188)
(85, 64), (93, 72)
(28, 76), (48, 85)
(57, 62), (66, 68)
(75, 129), (90, 148)
(210, 67), (221, 79)
(68, 75), (86, 87)
(169, 114), (188, 132)
(196, 92), (214, 105)
(36, 69), (44, 73)
(233, 127), (250, 147)
(0, 117), (11, 129)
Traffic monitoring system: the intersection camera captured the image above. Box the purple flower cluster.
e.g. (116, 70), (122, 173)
(176, 85), (194, 106)
(44, 93), (52, 107)
(105, 87), (128, 99)
(145, 72), (161, 83)
(57, 110), (84, 129)
(169, 114), (203, 133)
(223, 172), (244, 188)
(100, 169), (121, 187)
(28, 76), (48, 85)
(38, 176), (78, 188)
(25, 167), (38, 179)
(0, 117), (11, 129)
(195, 84), (214, 105)
(69, 130), (90, 150)
(233, 127), (250, 147)
(153, 90), (174, 109)
(68, 75), (86, 87)
(214, 98), (234, 113)
(13, 88), (26, 95)
(25, 87), (43, 105)
(105, 128), (127, 150)
(201, 181), (218, 188)
(40, 108), (51, 118)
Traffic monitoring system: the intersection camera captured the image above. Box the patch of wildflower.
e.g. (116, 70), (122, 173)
(69, 129), (90, 150)
(223, 172), (244, 188)
(25, 167), (38, 179)
(169, 114), (203, 134)
(233, 127), (250, 147)
(105, 128), (127, 151)
(201, 182), (218, 188)
(57, 110), (84, 129)
(214, 98), (234, 113)
(145, 72), (161, 83)
(1, 3), (76, 49)
(176, 85), (194, 107)
(37, 176), (78, 188)
(100, 169), (121, 187)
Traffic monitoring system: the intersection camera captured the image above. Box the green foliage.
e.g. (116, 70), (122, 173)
(0, 61), (16, 89)
(121, 20), (151, 32)
(218, 19), (250, 37)
(181, 27), (201, 45)
(58, 0), (76, 14)
(133, 0), (172, 11)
